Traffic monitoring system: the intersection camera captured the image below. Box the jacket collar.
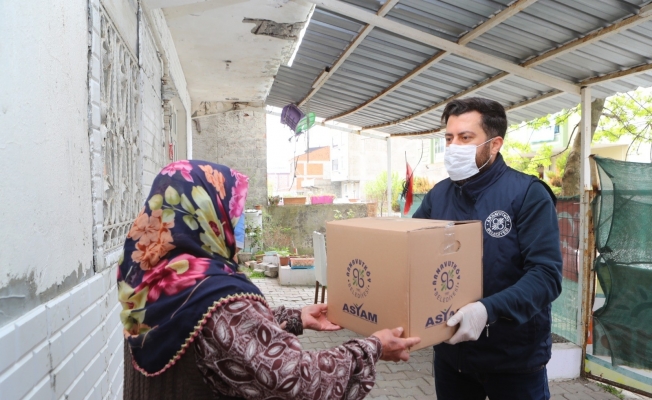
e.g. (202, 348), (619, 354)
(454, 152), (508, 201)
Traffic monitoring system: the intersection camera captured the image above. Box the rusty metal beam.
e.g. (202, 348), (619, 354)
(380, 64), (652, 137)
(523, 11), (652, 68)
(359, 7), (649, 132)
(364, 72), (510, 130)
(504, 90), (564, 112)
(310, 0), (580, 94)
(297, 0), (400, 107)
(324, 50), (449, 121)
(578, 87), (594, 376)
(585, 375), (652, 398)
(580, 156), (599, 378)
(381, 89), (565, 138)
(377, 63), (652, 138)
(458, 0), (540, 46)
(323, 0), (539, 122)
(368, 64), (650, 138)
(581, 62), (652, 86)
(389, 128), (445, 138)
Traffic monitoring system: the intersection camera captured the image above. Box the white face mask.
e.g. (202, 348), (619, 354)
(444, 138), (494, 181)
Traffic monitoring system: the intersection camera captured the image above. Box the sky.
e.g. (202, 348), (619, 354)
(266, 106), (334, 173)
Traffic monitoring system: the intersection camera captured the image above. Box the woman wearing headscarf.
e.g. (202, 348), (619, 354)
(119, 160), (420, 399)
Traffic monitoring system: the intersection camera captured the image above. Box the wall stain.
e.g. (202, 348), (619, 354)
(0, 262), (92, 328)
(242, 18), (305, 40)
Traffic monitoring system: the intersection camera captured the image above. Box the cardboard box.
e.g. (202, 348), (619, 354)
(326, 218), (483, 351)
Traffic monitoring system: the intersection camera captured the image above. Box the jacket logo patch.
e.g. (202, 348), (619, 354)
(485, 210), (512, 238)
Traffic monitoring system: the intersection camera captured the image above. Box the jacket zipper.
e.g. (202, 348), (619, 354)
(457, 342), (463, 372)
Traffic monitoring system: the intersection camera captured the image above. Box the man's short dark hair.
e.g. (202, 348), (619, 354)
(441, 97), (507, 139)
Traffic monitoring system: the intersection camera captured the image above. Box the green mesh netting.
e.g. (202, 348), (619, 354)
(593, 256), (652, 369)
(592, 156), (652, 370)
(594, 157), (652, 264)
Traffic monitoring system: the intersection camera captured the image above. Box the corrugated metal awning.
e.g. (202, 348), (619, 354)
(267, 0), (652, 136)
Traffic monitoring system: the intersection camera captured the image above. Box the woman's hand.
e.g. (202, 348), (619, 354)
(301, 304), (341, 331)
(372, 327), (421, 362)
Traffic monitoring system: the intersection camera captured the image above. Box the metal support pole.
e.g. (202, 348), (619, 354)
(578, 86), (592, 351)
(186, 107), (193, 159)
(386, 136), (392, 216)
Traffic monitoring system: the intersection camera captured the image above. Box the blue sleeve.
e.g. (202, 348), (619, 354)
(234, 215), (245, 249)
(478, 182), (563, 325)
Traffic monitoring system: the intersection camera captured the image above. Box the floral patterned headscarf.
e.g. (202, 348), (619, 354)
(118, 160), (265, 376)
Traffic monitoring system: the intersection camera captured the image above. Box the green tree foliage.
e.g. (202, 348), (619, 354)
(502, 140), (553, 177)
(595, 89), (652, 156)
(555, 150), (569, 172)
(364, 171), (403, 215)
(504, 87), (652, 196)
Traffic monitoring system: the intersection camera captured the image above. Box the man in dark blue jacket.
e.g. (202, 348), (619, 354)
(413, 98), (562, 400)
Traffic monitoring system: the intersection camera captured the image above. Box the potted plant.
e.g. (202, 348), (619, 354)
(399, 176), (432, 218)
(269, 247), (291, 265)
(363, 171), (403, 216)
(244, 222), (263, 254)
(366, 202), (378, 217)
(237, 221), (255, 263)
(289, 256), (315, 269)
(237, 252), (253, 264)
(310, 194), (335, 204)
(260, 212), (293, 260)
(268, 195), (281, 206)
(334, 209), (355, 220)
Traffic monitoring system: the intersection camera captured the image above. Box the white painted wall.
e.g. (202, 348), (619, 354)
(0, 0), (193, 397)
(330, 134), (444, 201)
(140, 8), (192, 195)
(140, 13), (167, 197)
(0, 0), (94, 320)
(548, 343), (582, 381)
(147, 8), (192, 161)
(0, 266), (123, 399)
(148, 9), (192, 115)
(102, 0), (139, 56)
(162, 0), (314, 102)
(191, 105), (269, 207)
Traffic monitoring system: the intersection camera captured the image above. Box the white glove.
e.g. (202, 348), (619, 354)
(445, 302), (488, 345)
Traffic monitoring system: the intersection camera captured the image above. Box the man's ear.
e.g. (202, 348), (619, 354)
(491, 136), (504, 156)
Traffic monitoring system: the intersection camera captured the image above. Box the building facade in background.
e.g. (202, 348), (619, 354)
(288, 146), (337, 195)
(330, 131), (449, 201)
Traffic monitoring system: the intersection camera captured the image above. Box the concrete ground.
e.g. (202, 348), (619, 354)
(253, 277), (650, 400)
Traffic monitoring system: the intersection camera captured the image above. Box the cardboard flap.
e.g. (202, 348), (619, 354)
(328, 218), (476, 233)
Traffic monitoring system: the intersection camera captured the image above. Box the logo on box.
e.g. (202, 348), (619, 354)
(425, 305), (456, 329)
(346, 258), (372, 298)
(433, 260), (461, 303)
(342, 303), (378, 324)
